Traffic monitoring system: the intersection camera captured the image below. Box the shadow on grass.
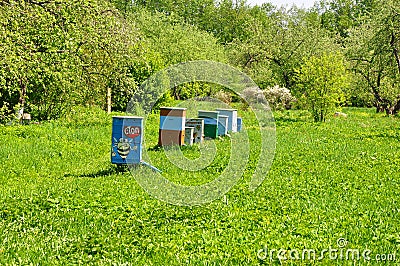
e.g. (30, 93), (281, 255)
(274, 116), (306, 123)
(147, 145), (163, 151)
(64, 165), (129, 178)
(273, 111), (311, 124)
(147, 144), (195, 151)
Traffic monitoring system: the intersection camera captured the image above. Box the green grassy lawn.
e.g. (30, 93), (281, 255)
(0, 106), (399, 265)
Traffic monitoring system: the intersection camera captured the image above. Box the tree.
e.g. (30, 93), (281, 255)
(131, 10), (227, 100)
(131, 0), (252, 45)
(0, 0), (142, 121)
(315, 0), (379, 40)
(294, 52), (349, 122)
(228, 5), (340, 91)
(345, 0), (400, 114)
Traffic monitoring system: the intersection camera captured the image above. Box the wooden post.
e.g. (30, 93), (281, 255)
(107, 87), (112, 114)
(18, 79), (26, 123)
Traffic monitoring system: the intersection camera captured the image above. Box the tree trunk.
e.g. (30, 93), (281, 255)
(390, 32), (400, 75)
(389, 97), (400, 115)
(18, 79), (26, 121)
(387, 98), (400, 115)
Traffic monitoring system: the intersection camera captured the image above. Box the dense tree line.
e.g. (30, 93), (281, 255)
(0, 0), (399, 122)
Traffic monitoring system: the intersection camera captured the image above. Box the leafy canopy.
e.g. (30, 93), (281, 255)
(295, 52), (349, 122)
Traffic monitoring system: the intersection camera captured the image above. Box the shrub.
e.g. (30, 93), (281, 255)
(214, 90), (232, 104)
(294, 52), (349, 122)
(241, 87), (265, 103)
(264, 85), (296, 110)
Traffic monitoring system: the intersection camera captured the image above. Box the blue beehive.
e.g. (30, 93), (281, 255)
(237, 117), (242, 132)
(215, 109), (238, 133)
(218, 115), (228, 136)
(111, 116), (143, 165)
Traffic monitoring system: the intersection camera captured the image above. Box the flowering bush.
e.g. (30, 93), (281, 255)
(214, 90), (232, 104)
(242, 87), (266, 104)
(264, 85), (296, 110)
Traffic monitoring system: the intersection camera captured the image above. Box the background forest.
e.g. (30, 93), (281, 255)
(1, 0), (399, 121)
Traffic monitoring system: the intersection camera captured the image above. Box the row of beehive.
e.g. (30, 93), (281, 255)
(158, 107), (243, 146)
(110, 108), (243, 165)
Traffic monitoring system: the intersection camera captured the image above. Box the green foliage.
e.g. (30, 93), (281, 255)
(316, 0), (376, 38)
(295, 52), (349, 122)
(344, 0), (400, 114)
(132, 0), (252, 45)
(2, 0), (400, 123)
(228, 6), (341, 91)
(132, 10), (227, 66)
(0, 0), (229, 120)
(343, 73), (375, 107)
(0, 0), (142, 121)
(130, 10), (227, 101)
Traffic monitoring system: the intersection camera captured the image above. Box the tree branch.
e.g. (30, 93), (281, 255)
(25, 0), (61, 6)
(287, 39), (305, 60)
(265, 55), (282, 66)
(348, 57), (373, 64)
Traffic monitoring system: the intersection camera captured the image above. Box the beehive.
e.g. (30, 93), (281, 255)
(198, 110), (219, 139)
(111, 116), (143, 165)
(237, 117), (242, 132)
(184, 127), (194, 145)
(185, 118), (204, 143)
(215, 109), (237, 133)
(218, 115), (228, 136)
(158, 107), (186, 146)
